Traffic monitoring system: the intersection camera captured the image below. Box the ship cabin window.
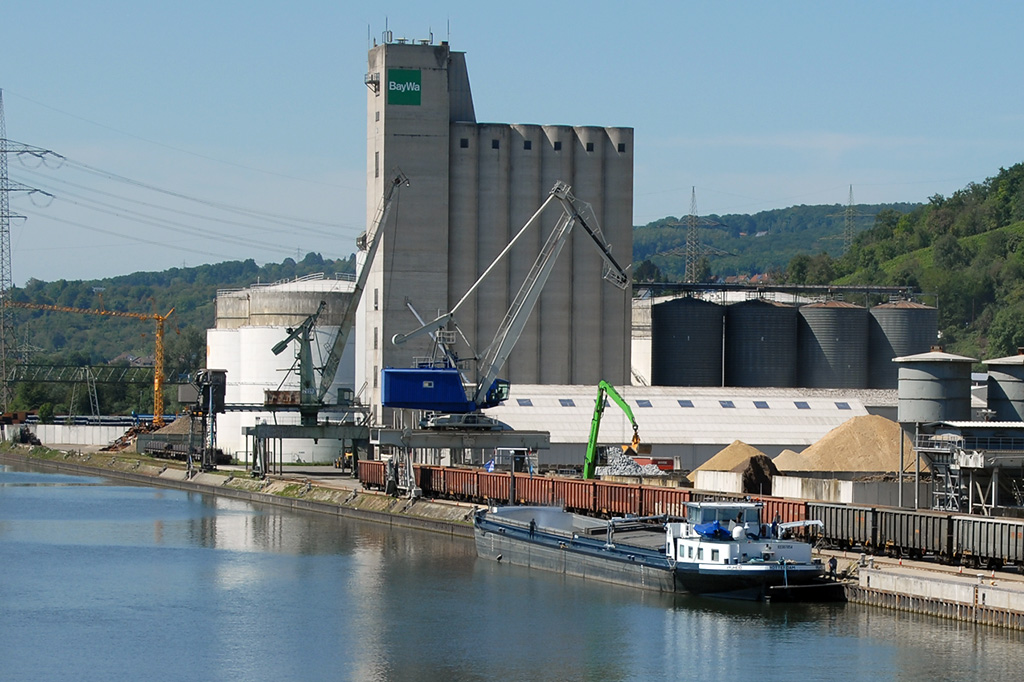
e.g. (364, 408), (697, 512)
(711, 549), (720, 562)
(689, 505), (760, 526)
(687, 546), (694, 559)
(697, 547), (704, 560)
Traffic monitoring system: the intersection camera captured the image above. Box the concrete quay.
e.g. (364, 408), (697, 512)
(824, 551), (1024, 630)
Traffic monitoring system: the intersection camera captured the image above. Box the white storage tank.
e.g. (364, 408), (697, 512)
(895, 348), (976, 423)
(984, 350), (1024, 421)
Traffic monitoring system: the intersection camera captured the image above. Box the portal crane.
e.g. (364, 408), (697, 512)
(6, 300), (175, 425)
(270, 171), (408, 423)
(584, 380), (641, 480)
(387, 181), (629, 413)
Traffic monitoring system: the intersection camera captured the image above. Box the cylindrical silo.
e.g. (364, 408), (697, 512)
(797, 301), (869, 388)
(984, 351), (1024, 421)
(868, 301), (938, 389)
(724, 299), (798, 387)
(571, 126), (605, 385)
(538, 125), (574, 384)
(651, 297), (723, 386)
(895, 350), (976, 423)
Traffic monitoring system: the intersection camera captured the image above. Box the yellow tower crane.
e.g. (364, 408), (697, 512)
(6, 301), (175, 426)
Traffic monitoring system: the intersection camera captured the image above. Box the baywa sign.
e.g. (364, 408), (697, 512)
(387, 69), (421, 106)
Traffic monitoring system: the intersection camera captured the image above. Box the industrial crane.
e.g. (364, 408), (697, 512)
(270, 171), (408, 423)
(583, 380), (641, 479)
(385, 181), (629, 413)
(6, 300), (175, 426)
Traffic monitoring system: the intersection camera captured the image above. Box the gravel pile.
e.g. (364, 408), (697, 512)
(595, 448), (665, 477)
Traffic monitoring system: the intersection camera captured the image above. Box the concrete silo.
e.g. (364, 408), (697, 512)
(984, 350), (1024, 421)
(895, 349), (976, 423)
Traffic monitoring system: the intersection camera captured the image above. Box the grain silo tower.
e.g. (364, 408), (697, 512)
(984, 350), (1024, 421)
(868, 301), (938, 388)
(894, 348), (975, 423)
(724, 299), (798, 387)
(797, 301), (868, 388)
(206, 275), (357, 462)
(651, 297), (723, 386)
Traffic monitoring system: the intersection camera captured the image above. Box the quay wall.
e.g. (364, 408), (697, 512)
(847, 567), (1024, 630)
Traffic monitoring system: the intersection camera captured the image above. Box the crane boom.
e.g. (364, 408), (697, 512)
(318, 172), (408, 403)
(6, 300), (175, 425)
(583, 380), (640, 480)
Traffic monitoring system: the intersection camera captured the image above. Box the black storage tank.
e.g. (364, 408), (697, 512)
(798, 301), (869, 388)
(651, 297), (723, 386)
(868, 301), (938, 389)
(724, 299), (798, 387)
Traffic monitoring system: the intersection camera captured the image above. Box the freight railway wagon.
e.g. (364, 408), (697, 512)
(805, 502), (1024, 570)
(356, 461), (805, 523)
(357, 462), (1024, 570)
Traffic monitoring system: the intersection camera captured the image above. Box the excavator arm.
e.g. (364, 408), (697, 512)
(583, 380), (640, 480)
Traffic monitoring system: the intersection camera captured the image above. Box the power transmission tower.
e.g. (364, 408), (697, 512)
(0, 89), (59, 411)
(685, 187), (700, 283)
(824, 185), (874, 253)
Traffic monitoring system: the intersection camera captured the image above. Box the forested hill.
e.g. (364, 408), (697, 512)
(633, 201), (919, 281)
(10, 252), (355, 365)
(819, 163), (1024, 360)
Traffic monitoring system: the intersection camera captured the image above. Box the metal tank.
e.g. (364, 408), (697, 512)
(868, 301), (938, 389)
(651, 297), (723, 386)
(895, 349), (976, 423)
(724, 299), (798, 387)
(797, 301), (869, 388)
(984, 351), (1024, 421)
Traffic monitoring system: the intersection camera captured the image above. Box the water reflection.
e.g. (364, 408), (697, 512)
(3, 462), (1024, 682)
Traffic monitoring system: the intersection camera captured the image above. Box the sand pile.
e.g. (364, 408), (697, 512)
(155, 416), (193, 435)
(796, 414), (925, 473)
(772, 448), (812, 472)
(688, 440), (767, 483)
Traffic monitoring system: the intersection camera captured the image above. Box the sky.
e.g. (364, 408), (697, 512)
(2, 1), (1023, 286)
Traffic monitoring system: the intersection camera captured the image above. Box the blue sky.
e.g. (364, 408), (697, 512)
(2, 1), (1022, 284)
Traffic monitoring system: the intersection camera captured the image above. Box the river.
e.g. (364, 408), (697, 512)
(1, 463), (1021, 681)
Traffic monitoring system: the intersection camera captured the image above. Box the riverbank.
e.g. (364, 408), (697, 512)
(0, 443), (477, 538)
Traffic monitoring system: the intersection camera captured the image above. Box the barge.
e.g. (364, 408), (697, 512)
(474, 501), (842, 601)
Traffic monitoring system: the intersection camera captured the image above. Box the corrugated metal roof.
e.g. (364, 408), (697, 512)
(483, 384), (878, 447)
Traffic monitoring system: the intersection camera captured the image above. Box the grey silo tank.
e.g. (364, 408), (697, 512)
(651, 297), (723, 386)
(895, 349), (975, 422)
(724, 299), (798, 387)
(984, 351), (1024, 421)
(868, 301), (938, 389)
(797, 301), (869, 388)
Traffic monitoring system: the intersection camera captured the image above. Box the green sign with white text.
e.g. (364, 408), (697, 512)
(387, 69), (422, 105)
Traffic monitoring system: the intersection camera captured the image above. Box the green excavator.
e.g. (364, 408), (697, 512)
(583, 380), (642, 479)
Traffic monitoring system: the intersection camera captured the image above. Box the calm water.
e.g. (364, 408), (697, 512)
(1, 463), (1023, 682)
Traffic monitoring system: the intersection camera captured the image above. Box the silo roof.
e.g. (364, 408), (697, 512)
(893, 350), (977, 363)
(983, 353), (1024, 366)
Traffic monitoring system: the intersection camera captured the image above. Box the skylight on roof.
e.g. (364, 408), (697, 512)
(677, 399), (694, 408)
(517, 398), (533, 407)
(636, 399), (652, 408)
(754, 400), (769, 409)
(835, 402), (851, 410)
(559, 398), (575, 407)
(795, 401), (810, 410)
(719, 400), (735, 408)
